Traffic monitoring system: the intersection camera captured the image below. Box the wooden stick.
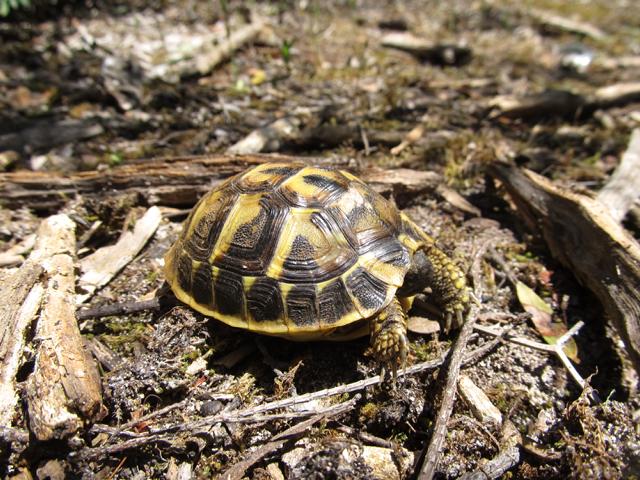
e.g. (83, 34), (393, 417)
(226, 117), (301, 155)
(77, 206), (162, 303)
(526, 8), (607, 41)
(193, 19), (265, 76)
(597, 128), (640, 223)
(474, 322), (593, 396)
(418, 312), (478, 480)
(76, 297), (166, 321)
(26, 215), (105, 441)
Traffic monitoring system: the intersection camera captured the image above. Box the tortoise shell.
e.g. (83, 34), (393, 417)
(164, 162), (428, 337)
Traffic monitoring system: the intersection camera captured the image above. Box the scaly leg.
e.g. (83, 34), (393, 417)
(370, 296), (408, 382)
(422, 243), (470, 332)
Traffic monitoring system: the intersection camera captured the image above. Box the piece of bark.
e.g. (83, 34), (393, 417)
(84, 337), (121, 372)
(0, 154), (325, 211)
(489, 163), (640, 375)
(0, 233), (36, 267)
(458, 375), (503, 426)
(0, 263), (43, 427)
(26, 215), (105, 441)
(489, 90), (586, 120)
(77, 206), (162, 303)
(597, 129), (640, 223)
(593, 82), (640, 109)
(381, 33), (471, 66)
(527, 8), (608, 41)
(0, 154), (440, 211)
(227, 117), (302, 154)
(193, 19), (265, 76)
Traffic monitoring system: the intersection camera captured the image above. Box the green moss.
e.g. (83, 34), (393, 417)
(101, 320), (150, 350)
(359, 402), (380, 422)
(411, 339), (447, 362)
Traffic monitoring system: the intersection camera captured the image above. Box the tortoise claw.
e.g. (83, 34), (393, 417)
(373, 324), (408, 385)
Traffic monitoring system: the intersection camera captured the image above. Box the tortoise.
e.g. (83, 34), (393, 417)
(164, 162), (469, 374)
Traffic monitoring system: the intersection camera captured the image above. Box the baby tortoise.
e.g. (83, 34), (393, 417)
(164, 162), (469, 377)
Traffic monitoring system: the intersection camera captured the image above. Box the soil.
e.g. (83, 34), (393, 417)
(1, 1), (639, 479)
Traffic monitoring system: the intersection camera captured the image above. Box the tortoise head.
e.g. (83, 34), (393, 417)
(396, 248), (435, 297)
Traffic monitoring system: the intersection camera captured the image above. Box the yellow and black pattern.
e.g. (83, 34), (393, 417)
(164, 162), (422, 336)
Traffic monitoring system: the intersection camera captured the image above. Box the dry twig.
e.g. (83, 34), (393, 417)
(220, 395), (359, 480)
(418, 312), (478, 480)
(473, 322), (594, 398)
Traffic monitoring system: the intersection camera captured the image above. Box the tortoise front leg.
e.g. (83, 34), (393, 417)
(421, 243), (469, 332)
(370, 296), (408, 381)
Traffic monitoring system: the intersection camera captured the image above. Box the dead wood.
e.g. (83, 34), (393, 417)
(593, 83), (640, 110)
(76, 296), (167, 321)
(0, 262), (43, 427)
(526, 8), (608, 41)
(0, 154), (279, 211)
(226, 117), (302, 154)
(76, 397), (359, 463)
(25, 214), (105, 441)
(488, 90), (586, 120)
(381, 33), (471, 66)
(458, 375), (503, 426)
(489, 163), (640, 376)
(77, 206), (162, 303)
(0, 154), (442, 211)
(488, 83), (640, 121)
(219, 396), (359, 480)
(0, 233), (35, 267)
(335, 426), (396, 449)
(84, 337), (121, 372)
(597, 129), (640, 223)
(417, 307), (478, 480)
(192, 18), (265, 77)
(0, 118), (104, 153)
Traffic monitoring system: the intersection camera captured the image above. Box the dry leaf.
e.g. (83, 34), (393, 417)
(407, 316), (441, 335)
(515, 281), (579, 362)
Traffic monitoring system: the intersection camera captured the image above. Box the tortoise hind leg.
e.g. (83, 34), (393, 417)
(370, 297), (408, 381)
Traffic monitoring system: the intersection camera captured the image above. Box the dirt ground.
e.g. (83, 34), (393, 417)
(1, 1), (640, 479)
